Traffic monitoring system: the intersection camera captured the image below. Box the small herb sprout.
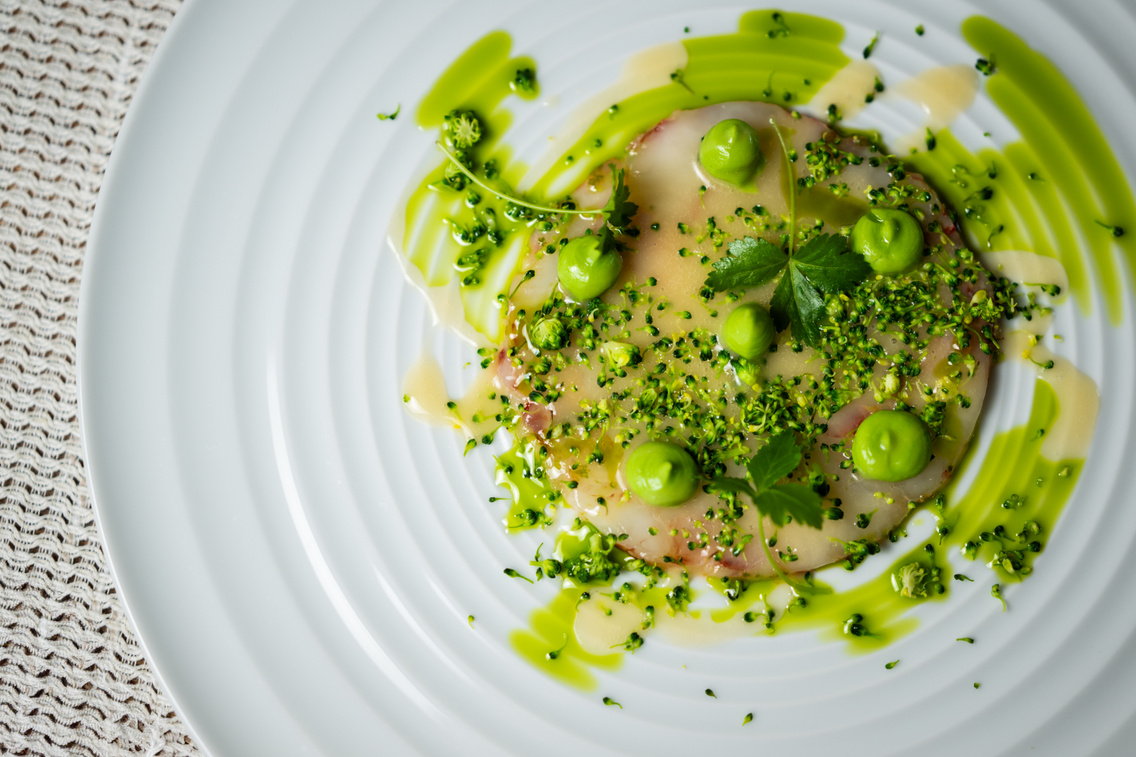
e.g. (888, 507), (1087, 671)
(503, 567), (533, 584)
(376, 104), (401, 121)
(953, 573), (974, 582)
(613, 632), (644, 652)
(705, 688), (717, 698)
(444, 109), (483, 149)
(546, 637), (568, 660)
(742, 713), (754, 726)
(1095, 220), (1126, 237)
(602, 696), (622, 709)
(709, 434), (825, 592)
(915, 24), (925, 36)
(842, 613), (877, 638)
(670, 68), (694, 94)
(863, 32), (880, 59)
(467, 614), (475, 628)
(957, 637), (975, 644)
(991, 583), (1006, 611)
(975, 57), (996, 76)
(885, 659), (899, 670)
(704, 232), (870, 348)
(925, 128), (937, 151)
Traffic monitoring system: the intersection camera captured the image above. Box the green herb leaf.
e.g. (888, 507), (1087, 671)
(712, 435), (824, 531)
(772, 264), (829, 345)
(705, 233), (868, 348)
(767, 234), (868, 347)
(705, 236), (788, 291)
(603, 168), (638, 233)
(754, 483), (824, 529)
(745, 433), (801, 491)
(707, 477), (756, 499)
(789, 233), (871, 293)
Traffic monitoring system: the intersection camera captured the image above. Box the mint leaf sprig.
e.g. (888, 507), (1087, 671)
(709, 434), (826, 592)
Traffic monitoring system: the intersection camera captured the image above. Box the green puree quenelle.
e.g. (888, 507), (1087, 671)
(698, 118), (766, 186)
(851, 208), (925, 275)
(556, 234), (623, 301)
(721, 302), (776, 360)
(625, 441), (700, 507)
(395, 9), (1117, 681)
(852, 410), (934, 482)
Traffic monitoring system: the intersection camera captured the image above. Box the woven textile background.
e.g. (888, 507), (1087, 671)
(0, 1), (199, 754)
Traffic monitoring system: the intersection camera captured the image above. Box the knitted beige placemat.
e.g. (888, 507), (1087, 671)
(1, 1), (201, 754)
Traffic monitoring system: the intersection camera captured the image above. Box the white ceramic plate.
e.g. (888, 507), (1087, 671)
(79, 0), (1136, 754)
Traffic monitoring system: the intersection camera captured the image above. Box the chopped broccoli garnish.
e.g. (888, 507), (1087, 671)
(444, 109), (483, 149)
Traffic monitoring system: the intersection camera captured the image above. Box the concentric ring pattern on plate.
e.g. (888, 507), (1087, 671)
(78, 0), (1136, 754)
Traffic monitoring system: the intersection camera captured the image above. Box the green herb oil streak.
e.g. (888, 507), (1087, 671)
(526, 11), (849, 201)
(403, 11), (848, 340)
(503, 378), (1081, 680)
(753, 380), (1078, 650)
(404, 33), (538, 339)
(508, 588), (622, 691)
(908, 17), (1136, 322)
(401, 12), (1103, 684)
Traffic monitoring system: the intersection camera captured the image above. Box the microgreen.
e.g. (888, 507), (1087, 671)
(862, 32), (880, 59)
(705, 121), (870, 347)
(704, 236), (787, 290)
(709, 434), (825, 591)
(375, 104), (401, 121)
(705, 233), (869, 347)
(437, 143), (637, 262)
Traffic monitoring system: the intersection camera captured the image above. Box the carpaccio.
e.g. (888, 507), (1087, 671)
(492, 101), (994, 579)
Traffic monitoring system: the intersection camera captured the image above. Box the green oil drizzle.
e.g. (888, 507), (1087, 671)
(937, 378), (1081, 578)
(401, 11), (1105, 684)
(403, 33), (538, 339)
(403, 11), (850, 339)
(709, 379), (1081, 649)
(508, 588), (623, 691)
(494, 441), (560, 530)
(505, 378), (1083, 678)
(908, 17), (1136, 322)
(527, 10), (850, 200)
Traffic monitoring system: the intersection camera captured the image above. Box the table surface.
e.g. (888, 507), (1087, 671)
(0, 1), (199, 754)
